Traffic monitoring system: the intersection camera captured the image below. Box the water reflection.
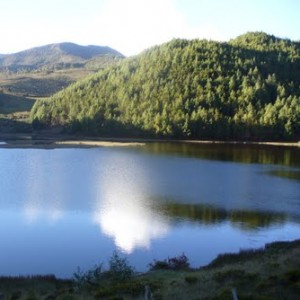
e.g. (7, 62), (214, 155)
(24, 204), (64, 223)
(265, 169), (300, 181)
(92, 152), (170, 253)
(0, 146), (299, 277)
(22, 150), (65, 223)
(161, 202), (290, 230)
(140, 143), (300, 167)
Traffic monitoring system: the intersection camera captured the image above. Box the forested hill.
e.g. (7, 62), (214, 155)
(31, 32), (300, 140)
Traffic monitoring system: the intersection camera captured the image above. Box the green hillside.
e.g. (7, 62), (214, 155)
(31, 32), (300, 140)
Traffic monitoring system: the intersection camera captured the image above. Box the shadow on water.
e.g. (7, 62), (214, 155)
(140, 142), (300, 167)
(265, 169), (300, 181)
(160, 202), (300, 231)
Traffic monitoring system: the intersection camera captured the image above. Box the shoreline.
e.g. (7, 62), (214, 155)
(0, 239), (299, 299)
(0, 133), (299, 148)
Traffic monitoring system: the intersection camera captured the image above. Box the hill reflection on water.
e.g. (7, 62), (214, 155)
(0, 143), (299, 258)
(139, 142), (300, 168)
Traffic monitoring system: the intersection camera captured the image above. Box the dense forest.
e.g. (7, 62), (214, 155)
(31, 32), (300, 140)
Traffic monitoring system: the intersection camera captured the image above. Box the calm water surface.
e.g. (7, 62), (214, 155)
(0, 143), (299, 277)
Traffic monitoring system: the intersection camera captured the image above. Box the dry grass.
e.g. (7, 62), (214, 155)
(0, 68), (96, 98)
(0, 93), (35, 114)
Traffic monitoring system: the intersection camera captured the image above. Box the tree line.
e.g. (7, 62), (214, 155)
(31, 32), (300, 140)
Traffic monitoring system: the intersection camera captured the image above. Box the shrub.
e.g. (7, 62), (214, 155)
(185, 275), (198, 284)
(283, 269), (300, 284)
(10, 291), (22, 300)
(108, 251), (135, 282)
(73, 263), (104, 289)
(73, 251), (135, 291)
(149, 253), (190, 271)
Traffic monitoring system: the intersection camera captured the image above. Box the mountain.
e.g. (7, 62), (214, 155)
(31, 32), (300, 140)
(0, 43), (124, 72)
(0, 43), (124, 98)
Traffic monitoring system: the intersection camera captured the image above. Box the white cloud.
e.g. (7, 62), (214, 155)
(90, 0), (224, 56)
(1, 0), (298, 55)
(0, 0), (227, 55)
(89, 0), (181, 55)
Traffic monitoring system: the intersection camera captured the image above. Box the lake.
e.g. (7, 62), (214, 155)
(0, 143), (299, 278)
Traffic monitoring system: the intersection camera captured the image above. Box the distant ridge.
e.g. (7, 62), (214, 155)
(0, 43), (124, 72)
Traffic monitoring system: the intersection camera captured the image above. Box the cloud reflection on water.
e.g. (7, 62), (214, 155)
(23, 205), (64, 224)
(92, 152), (170, 253)
(22, 151), (65, 224)
(13, 147), (299, 252)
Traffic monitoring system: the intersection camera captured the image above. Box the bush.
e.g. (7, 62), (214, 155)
(73, 251), (135, 291)
(108, 251), (135, 282)
(184, 275), (198, 284)
(73, 263), (104, 289)
(149, 253), (190, 271)
(283, 269), (300, 284)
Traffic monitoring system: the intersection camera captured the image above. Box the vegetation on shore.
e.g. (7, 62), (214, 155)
(31, 32), (300, 140)
(0, 239), (299, 299)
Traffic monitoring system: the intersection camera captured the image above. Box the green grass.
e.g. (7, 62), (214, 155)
(0, 241), (299, 299)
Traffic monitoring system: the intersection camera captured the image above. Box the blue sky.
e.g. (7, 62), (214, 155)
(1, 0), (299, 56)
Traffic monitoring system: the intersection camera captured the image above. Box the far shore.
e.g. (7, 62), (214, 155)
(0, 133), (299, 148)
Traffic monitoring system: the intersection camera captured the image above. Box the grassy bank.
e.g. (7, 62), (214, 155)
(0, 239), (299, 299)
